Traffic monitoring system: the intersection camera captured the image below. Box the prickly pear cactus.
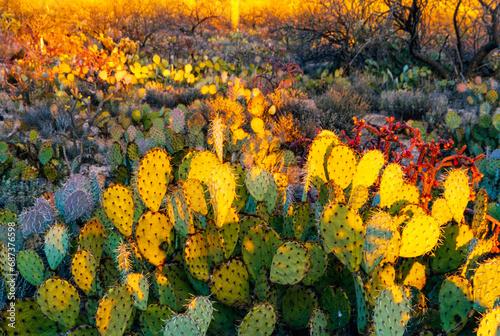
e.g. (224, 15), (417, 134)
(242, 224), (280, 281)
(95, 285), (134, 336)
(186, 296), (214, 335)
(103, 184), (134, 236)
(373, 285), (411, 336)
(352, 149), (384, 189)
(126, 273), (149, 311)
(208, 163), (236, 228)
(282, 285), (318, 330)
(184, 232), (210, 282)
(136, 148), (171, 212)
(37, 278), (81, 328)
(477, 307), (500, 336)
(439, 275), (473, 333)
(17, 249), (46, 286)
(44, 223), (69, 270)
(270, 241), (310, 285)
(238, 303), (276, 336)
(210, 259), (250, 307)
(326, 144), (357, 189)
(140, 304), (174, 336)
(362, 210), (395, 274)
(71, 249), (97, 295)
(78, 218), (106, 261)
(163, 314), (201, 336)
(135, 211), (174, 267)
(443, 168), (470, 223)
(472, 257), (500, 312)
(399, 214), (440, 258)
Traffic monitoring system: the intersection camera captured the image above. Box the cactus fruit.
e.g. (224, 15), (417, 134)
(362, 210), (395, 274)
(163, 314), (201, 336)
(302, 242), (328, 285)
(210, 259), (250, 307)
(242, 224), (280, 281)
(282, 285), (318, 330)
(71, 250), (97, 295)
(125, 273), (149, 311)
(472, 257), (500, 312)
(44, 223), (69, 270)
(399, 214), (440, 258)
(95, 285), (134, 336)
(78, 218), (106, 262)
(443, 169), (470, 223)
(373, 285), (411, 336)
(320, 285), (350, 330)
(239, 303), (276, 336)
(309, 307), (329, 336)
(184, 232), (210, 282)
(439, 275), (473, 333)
(37, 278), (80, 328)
(270, 241), (310, 285)
(208, 163), (236, 228)
(183, 179), (208, 215)
(17, 250), (45, 286)
(320, 203), (364, 272)
(326, 144), (357, 189)
(140, 304), (174, 336)
(477, 307), (500, 336)
(186, 296), (214, 335)
(135, 211), (174, 267)
(136, 148), (172, 212)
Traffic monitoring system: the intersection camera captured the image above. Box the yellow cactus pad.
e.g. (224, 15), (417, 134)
(477, 308), (500, 336)
(380, 163), (404, 208)
(251, 117), (265, 133)
(348, 185), (369, 210)
(135, 211), (174, 267)
(103, 184), (134, 236)
(472, 188), (488, 239)
(394, 183), (420, 205)
(209, 163), (236, 228)
(273, 172), (289, 188)
(78, 218), (106, 261)
(183, 179), (208, 215)
(472, 257), (500, 311)
(188, 151), (220, 183)
(431, 198), (454, 226)
(367, 263), (395, 305)
(382, 230), (401, 264)
(326, 145), (357, 189)
(136, 148), (171, 212)
(400, 215), (440, 258)
(305, 131), (339, 189)
(402, 261), (426, 290)
(353, 149), (384, 189)
(444, 169), (470, 223)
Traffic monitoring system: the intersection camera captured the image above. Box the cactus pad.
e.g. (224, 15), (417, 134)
(472, 257), (500, 312)
(44, 223), (69, 270)
(326, 144), (357, 189)
(373, 285), (411, 336)
(239, 303), (276, 336)
(188, 151), (219, 183)
(71, 249), (97, 295)
(399, 214), (440, 258)
(140, 304), (174, 336)
(320, 203), (364, 272)
(444, 169), (470, 223)
(1, 298), (63, 335)
(320, 285), (351, 330)
(363, 210), (395, 274)
(439, 275), (473, 333)
(17, 249), (45, 286)
(37, 278), (80, 328)
(78, 218), (106, 261)
(210, 259), (250, 307)
(95, 285), (134, 336)
(163, 314), (201, 336)
(184, 232), (210, 282)
(135, 211), (174, 267)
(302, 242), (328, 285)
(183, 179), (208, 215)
(379, 163), (404, 208)
(270, 241), (310, 285)
(208, 163), (236, 228)
(242, 224), (281, 281)
(472, 188), (488, 239)
(126, 273), (149, 311)
(477, 307), (500, 336)
(282, 285), (318, 330)
(186, 296), (214, 335)
(431, 223), (469, 273)
(103, 184), (134, 236)
(136, 148), (172, 212)
(305, 131), (339, 189)
(245, 166), (273, 202)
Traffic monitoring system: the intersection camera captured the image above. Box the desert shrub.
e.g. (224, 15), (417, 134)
(380, 90), (449, 122)
(315, 88), (372, 136)
(144, 86), (203, 109)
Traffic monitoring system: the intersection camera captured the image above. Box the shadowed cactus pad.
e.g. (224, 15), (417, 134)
(37, 278), (80, 328)
(95, 285), (134, 336)
(282, 285), (318, 330)
(439, 275), (473, 333)
(210, 259), (250, 307)
(126, 273), (149, 311)
(242, 224), (280, 281)
(17, 249), (45, 286)
(270, 241), (310, 285)
(1, 298), (63, 335)
(103, 184), (134, 236)
(239, 303), (276, 336)
(140, 304), (174, 336)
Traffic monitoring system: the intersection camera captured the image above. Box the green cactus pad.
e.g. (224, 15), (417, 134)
(163, 314), (201, 336)
(445, 110), (461, 129)
(309, 307), (329, 336)
(66, 325), (100, 335)
(220, 208), (240, 259)
(353, 273), (369, 333)
(184, 232), (210, 282)
(472, 188), (488, 239)
(373, 285), (411, 336)
(270, 241), (310, 285)
(103, 184), (134, 236)
(477, 307), (500, 336)
(472, 257), (500, 312)
(210, 259), (250, 308)
(439, 275), (473, 333)
(17, 250), (45, 286)
(153, 271), (178, 311)
(44, 223), (69, 270)
(302, 242), (328, 285)
(39, 145), (54, 165)
(125, 273), (149, 311)
(1, 298), (65, 335)
(136, 147), (172, 212)
(399, 214), (440, 258)
(205, 221), (224, 266)
(283, 202), (310, 239)
(282, 285), (318, 330)
(186, 296), (214, 335)
(242, 224), (281, 281)
(208, 163), (236, 228)
(238, 303), (276, 336)
(95, 285), (134, 336)
(320, 203), (364, 272)
(37, 278), (80, 328)
(140, 304), (175, 336)
(78, 218), (106, 262)
(430, 223), (469, 273)
(167, 188), (193, 238)
(263, 177), (278, 214)
(71, 249), (97, 295)
(245, 166), (273, 202)
(320, 285), (350, 330)
(362, 210), (395, 274)
(135, 211), (174, 267)
(161, 263), (196, 309)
